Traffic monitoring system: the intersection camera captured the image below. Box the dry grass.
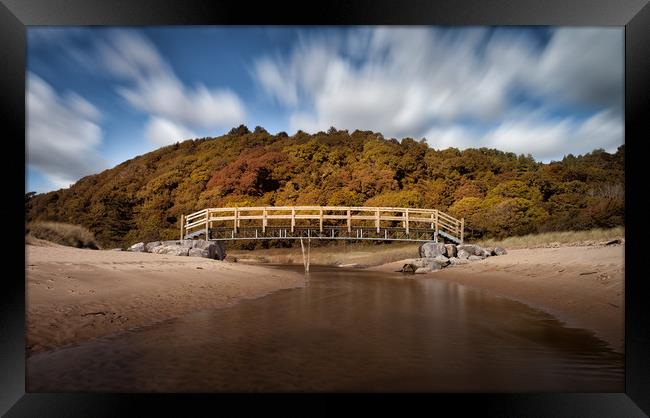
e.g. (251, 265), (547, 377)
(474, 227), (624, 249)
(230, 242), (420, 267)
(27, 222), (100, 249)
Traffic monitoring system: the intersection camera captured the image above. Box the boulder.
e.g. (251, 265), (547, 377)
(161, 240), (194, 248)
(444, 244), (457, 258)
(457, 249), (471, 260)
(412, 258), (445, 269)
(187, 240), (227, 260)
(188, 248), (210, 258)
(145, 241), (162, 252)
(457, 244), (486, 256)
(494, 247), (507, 256)
(401, 263), (417, 273)
(468, 255), (485, 261)
(449, 257), (470, 265)
(128, 242), (146, 252)
(419, 242), (447, 258)
(152, 245), (189, 256)
(433, 255), (450, 267)
(213, 241), (227, 260)
(415, 266), (438, 274)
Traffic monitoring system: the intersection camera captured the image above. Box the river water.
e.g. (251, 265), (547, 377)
(27, 265), (623, 392)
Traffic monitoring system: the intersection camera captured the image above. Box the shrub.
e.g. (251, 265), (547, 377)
(27, 222), (100, 249)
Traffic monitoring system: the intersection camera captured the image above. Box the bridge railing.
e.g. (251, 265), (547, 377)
(180, 206), (464, 243)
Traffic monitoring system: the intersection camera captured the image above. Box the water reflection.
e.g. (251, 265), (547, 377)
(27, 265), (623, 392)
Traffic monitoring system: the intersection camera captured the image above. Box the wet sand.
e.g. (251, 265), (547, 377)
(26, 243), (305, 355)
(369, 245), (624, 353)
(27, 266), (623, 393)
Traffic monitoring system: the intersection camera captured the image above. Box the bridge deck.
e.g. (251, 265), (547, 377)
(181, 206), (464, 244)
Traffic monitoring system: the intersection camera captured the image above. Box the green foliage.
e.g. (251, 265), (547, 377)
(483, 197), (549, 238)
(488, 180), (542, 201)
(25, 126), (624, 247)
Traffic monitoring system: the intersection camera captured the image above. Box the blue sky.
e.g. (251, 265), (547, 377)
(27, 27), (623, 193)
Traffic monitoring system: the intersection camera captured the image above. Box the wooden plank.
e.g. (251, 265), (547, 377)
(186, 219), (208, 229)
(263, 209), (267, 233)
(291, 208), (295, 233)
(322, 215), (349, 220)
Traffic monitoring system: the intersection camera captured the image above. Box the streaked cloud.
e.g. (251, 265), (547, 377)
(145, 116), (197, 147)
(98, 30), (246, 145)
(425, 109), (623, 161)
(27, 27), (624, 193)
(27, 72), (107, 190)
(253, 27), (623, 161)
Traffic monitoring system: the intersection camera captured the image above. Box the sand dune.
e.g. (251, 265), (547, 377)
(26, 244), (305, 355)
(370, 245), (624, 353)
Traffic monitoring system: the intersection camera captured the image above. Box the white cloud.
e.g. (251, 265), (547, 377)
(254, 27), (623, 160)
(145, 117), (197, 146)
(425, 109), (623, 161)
(254, 28), (535, 138)
(27, 72), (107, 189)
(99, 30), (246, 144)
(528, 28), (624, 108)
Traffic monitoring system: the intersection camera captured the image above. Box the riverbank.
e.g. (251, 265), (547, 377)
(229, 242), (420, 267)
(26, 242), (305, 355)
(369, 245), (624, 353)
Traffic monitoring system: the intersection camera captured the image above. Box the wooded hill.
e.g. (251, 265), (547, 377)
(25, 125), (624, 248)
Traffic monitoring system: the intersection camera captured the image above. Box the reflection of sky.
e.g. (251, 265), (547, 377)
(27, 27), (623, 193)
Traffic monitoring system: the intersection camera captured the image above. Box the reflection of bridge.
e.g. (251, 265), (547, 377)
(181, 206), (464, 244)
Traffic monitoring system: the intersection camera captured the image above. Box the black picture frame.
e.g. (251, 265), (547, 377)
(2, 0), (649, 416)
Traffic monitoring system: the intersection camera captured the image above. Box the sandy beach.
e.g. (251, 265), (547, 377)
(26, 237), (624, 357)
(26, 242), (305, 356)
(369, 245), (624, 353)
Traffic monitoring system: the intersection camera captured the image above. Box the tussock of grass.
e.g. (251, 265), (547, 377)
(230, 242), (420, 267)
(475, 227), (624, 249)
(27, 222), (100, 249)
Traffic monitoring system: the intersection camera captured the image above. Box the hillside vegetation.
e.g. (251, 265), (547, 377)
(25, 125), (624, 248)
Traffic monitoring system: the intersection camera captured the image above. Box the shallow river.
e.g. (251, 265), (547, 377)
(27, 265), (623, 392)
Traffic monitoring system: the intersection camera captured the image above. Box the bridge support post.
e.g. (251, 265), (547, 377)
(291, 208), (295, 233)
(460, 218), (464, 243)
(376, 208), (380, 233)
(347, 208), (351, 233)
(300, 237), (310, 274)
(319, 208), (323, 233)
(405, 208), (410, 235)
(205, 210), (209, 240)
(434, 210), (439, 235)
(180, 214), (185, 240)
(263, 208), (267, 233)
(233, 207), (238, 234)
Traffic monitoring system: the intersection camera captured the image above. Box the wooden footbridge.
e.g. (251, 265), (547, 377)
(181, 206), (464, 244)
